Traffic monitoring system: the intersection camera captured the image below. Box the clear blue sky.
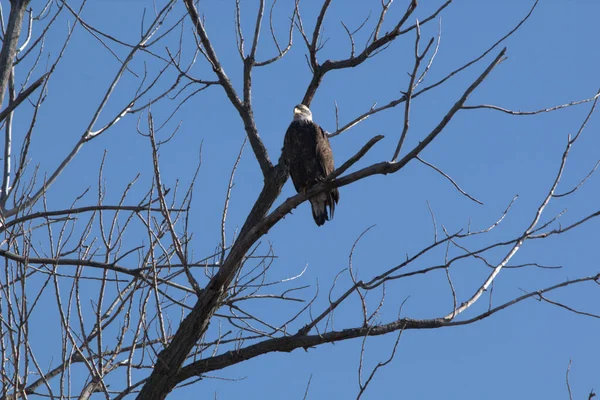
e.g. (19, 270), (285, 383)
(14, 0), (600, 398)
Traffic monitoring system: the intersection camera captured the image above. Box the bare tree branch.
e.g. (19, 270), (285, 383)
(0, 0), (30, 111)
(176, 272), (600, 383)
(183, 0), (272, 177)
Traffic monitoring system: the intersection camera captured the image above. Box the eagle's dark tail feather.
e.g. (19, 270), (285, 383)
(310, 189), (340, 226)
(310, 199), (328, 226)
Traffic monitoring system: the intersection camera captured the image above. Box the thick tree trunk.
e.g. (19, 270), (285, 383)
(136, 165), (288, 400)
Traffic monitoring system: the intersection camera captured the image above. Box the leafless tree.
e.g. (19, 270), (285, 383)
(0, 0), (597, 399)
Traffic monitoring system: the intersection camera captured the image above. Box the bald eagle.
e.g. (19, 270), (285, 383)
(282, 104), (339, 226)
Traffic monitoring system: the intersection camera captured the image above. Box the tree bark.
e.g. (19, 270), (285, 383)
(0, 0), (30, 111)
(136, 164), (288, 400)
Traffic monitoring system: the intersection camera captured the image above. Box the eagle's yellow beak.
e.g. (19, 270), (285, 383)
(293, 107), (301, 114)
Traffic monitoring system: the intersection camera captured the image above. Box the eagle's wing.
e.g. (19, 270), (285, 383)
(315, 125), (335, 179)
(315, 124), (340, 213)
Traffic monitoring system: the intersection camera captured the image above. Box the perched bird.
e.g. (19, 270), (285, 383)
(282, 104), (339, 226)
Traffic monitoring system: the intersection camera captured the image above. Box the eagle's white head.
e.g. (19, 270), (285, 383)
(293, 104), (312, 122)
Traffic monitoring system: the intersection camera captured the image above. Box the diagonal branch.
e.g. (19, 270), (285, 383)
(302, 0), (422, 106)
(416, 156), (483, 205)
(0, 72), (49, 125)
(175, 272), (599, 384)
(183, 0), (272, 177)
(309, 0), (333, 69)
(462, 91), (600, 115)
(249, 0), (266, 60)
(255, 0), (298, 66)
(328, 135), (384, 180)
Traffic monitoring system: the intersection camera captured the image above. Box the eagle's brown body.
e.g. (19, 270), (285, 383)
(282, 106), (339, 226)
